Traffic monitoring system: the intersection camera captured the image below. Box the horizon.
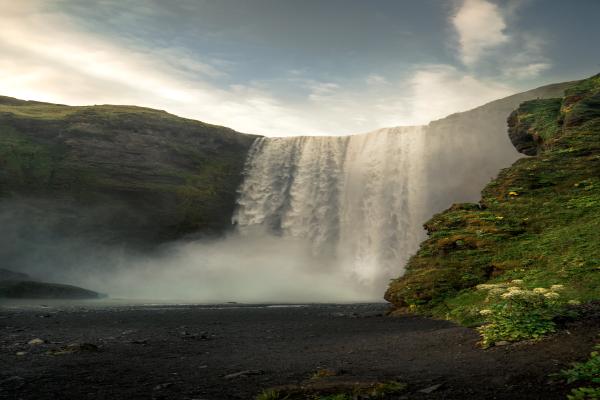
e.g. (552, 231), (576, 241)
(0, 75), (584, 138)
(1, 0), (599, 136)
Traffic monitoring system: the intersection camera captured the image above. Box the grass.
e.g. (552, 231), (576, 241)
(255, 380), (407, 400)
(386, 73), (600, 328)
(0, 95), (256, 240)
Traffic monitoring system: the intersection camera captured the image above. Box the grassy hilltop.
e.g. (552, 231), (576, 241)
(386, 74), (600, 326)
(0, 97), (257, 244)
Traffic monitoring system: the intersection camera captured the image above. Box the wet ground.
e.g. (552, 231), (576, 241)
(0, 302), (597, 399)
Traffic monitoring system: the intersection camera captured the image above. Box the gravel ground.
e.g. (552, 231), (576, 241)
(0, 301), (597, 400)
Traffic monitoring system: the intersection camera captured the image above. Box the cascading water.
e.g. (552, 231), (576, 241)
(233, 126), (428, 291)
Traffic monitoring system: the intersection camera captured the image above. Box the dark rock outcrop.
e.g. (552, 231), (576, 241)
(386, 73), (600, 321)
(0, 280), (102, 299)
(0, 98), (258, 245)
(0, 268), (31, 281)
(507, 98), (563, 156)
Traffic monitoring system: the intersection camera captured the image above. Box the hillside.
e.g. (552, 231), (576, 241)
(386, 74), (600, 325)
(0, 97), (257, 246)
(423, 81), (574, 215)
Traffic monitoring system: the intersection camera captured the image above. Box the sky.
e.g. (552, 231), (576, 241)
(1, 0), (598, 136)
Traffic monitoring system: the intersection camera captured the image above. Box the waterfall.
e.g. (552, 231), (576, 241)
(233, 126), (428, 289)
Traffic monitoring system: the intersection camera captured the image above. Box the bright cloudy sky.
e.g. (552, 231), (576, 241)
(1, 0), (598, 136)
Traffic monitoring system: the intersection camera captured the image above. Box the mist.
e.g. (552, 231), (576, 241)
(0, 82), (569, 304)
(0, 200), (383, 303)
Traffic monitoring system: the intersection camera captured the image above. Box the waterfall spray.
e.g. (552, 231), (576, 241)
(234, 126), (428, 287)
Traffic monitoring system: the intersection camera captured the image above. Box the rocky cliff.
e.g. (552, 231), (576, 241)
(0, 97), (257, 246)
(385, 74), (600, 322)
(423, 81), (574, 215)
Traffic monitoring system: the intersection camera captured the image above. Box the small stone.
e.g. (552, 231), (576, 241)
(419, 383), (443, 394)
(16, 351), (27, 356)
(28, 338), (46, 346)
(153, 382), (174, 391)
(223, 370), (264, 379)
(495, 341), (510, 346)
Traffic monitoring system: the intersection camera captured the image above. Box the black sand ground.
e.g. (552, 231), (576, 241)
(0, 302), (597, 400)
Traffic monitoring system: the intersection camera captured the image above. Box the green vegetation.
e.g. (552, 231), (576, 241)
(555, 342), (600, 399)
(0, 125), (59, 191)
(255, 380), (407, 400)
(257, 389), (287, 400)
(0, 95), (256, 242)
(514, 98), (563, 142)
(475, 281), (570, 346)
(386, 74), (600, 335)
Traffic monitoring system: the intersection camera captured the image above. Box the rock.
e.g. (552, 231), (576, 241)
(223, 370), (264, 379)
(153, 383), (174, 391)
(507, 110), (542, 156)
(0, 97), (257, 247)
(495, 341), (510, 346)
(28, 338), (46, 345)
(419, 383), (443, 394)
(0, 269), (31, 282)
(15, 351), (27, 356)
(0, 280), (102, 300)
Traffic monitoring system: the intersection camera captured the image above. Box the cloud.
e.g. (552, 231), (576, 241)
(408, 65), (513, 122)
(0, 1), (315, 136)
(504, 62), (551, 79)
(0, 1), (521, 137)
(366, 74), (388, 85)
(452, 0), (509, 66)
(500, 34), (552, 79)
(279, 65), (514, 131)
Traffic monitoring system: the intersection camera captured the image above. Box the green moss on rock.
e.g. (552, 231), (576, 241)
(0, 97), (258, 243)
(385, 73), (600, 323)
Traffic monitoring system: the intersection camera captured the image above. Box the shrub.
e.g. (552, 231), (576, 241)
(560, 344), (600, 384)
(256, 389), (286, 400)
(557, 343), (600, 399)
(567, 387), (600, 400)
(475, 280), (568, 347)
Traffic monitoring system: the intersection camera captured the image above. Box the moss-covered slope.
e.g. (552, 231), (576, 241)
(0, 97), (257, 244)
(385, 74), (600, 323)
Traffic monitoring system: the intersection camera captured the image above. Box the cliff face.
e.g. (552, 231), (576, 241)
(423, 81), (573, 216)
(385, 74), (600, 322)
(0, 97), (257, 245)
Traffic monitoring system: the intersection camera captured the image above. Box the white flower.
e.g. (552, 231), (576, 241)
(503, 289), (527, 298)
(550, 284), (565, 291)
(544, 292), (560, 300)
(510, 279), (524, 285)
(533, 288), (549, 294)
(476, 284), (502, 291)
(567, 300), (581, 306)
(479, 309), (493, 316)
